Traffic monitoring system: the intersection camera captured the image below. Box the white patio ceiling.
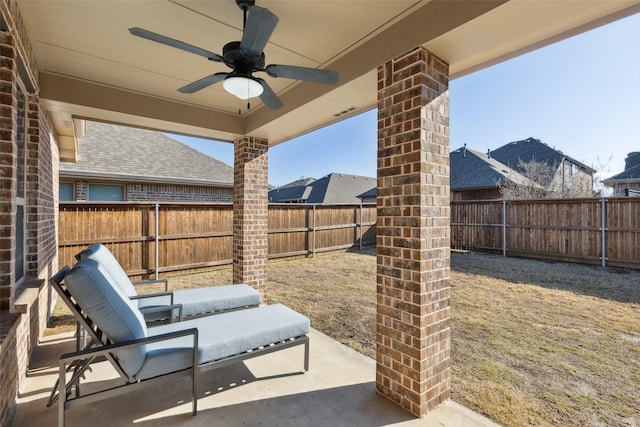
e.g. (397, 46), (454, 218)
(15, 0), (640, 158)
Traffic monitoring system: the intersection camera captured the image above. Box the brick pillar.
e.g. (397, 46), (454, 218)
(0, 31), (17, 312)
(233, 136), (268, 297)
(376, 47), (451, 416)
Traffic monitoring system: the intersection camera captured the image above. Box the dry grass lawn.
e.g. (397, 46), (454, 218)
(47, 248), (640, 426)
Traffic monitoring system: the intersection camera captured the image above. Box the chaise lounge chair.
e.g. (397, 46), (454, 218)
(76, 243), (262, 322)
(51, 258), (310, 427)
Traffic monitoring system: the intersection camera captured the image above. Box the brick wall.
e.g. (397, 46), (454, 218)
(75, 180), (87, 200)
(0, 30), (17, 312)
(1, 279), (49, 426)
(125, 182), (233, 202)
(68, 180), (233, 202)
(376, 47), (451, 416)
(0, 313), (20, 425)
(0, 2), (58, 425)
(28, 98), (58, 281)
(232, 136), (268, 297)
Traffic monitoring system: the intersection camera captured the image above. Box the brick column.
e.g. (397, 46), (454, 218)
(376, 47), (451, 416)
(233, 136), (268, 297)
(0, 31), (17, 312)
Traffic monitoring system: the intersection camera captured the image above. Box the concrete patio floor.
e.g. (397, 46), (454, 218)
(13, 329), (499, 427)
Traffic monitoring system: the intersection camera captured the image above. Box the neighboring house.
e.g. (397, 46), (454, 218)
(450, 146), (539, 200)
(267, 177), (317, 203)
(269, 173), (376, 204)
(59, 121), (234, 202)
(603, 152), (640, 196)
(357, 188), (377, 204)
(451, 137), (596, 200)
(490, 137), (595, 198)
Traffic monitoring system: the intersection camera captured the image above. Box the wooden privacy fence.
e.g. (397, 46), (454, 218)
(59, 197), (640, 277)
(451, 197), (640, 269)
(58, 202), (377, 278)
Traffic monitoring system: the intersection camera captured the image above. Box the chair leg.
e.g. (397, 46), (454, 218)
(59, 360), (67, 427)
(192, 333), (198, 416)
(304, 338), (310, 372)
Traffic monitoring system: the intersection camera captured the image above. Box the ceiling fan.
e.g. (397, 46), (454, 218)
(129, 0), (339, 110)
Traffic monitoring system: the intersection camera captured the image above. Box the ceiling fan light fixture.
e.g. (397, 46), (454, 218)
(223, 75), (264, 99)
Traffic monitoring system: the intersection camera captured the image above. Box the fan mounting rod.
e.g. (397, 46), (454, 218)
(236, 0), (255, 11)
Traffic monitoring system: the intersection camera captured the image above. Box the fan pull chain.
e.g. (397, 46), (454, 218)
(246, 78), (251, 111)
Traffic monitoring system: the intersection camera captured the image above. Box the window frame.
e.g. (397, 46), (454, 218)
(87, 182), (126, 201)
(59, 181), (75, 201)
(15, 78), (27, 283)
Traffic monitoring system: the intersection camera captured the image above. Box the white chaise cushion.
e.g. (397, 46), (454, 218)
(65, 258), (148, 380)
(76, 243), (138, 297)
(135, 304), (310, 380)
(77, 243), (263, 320)
(159, 284), (262, 316)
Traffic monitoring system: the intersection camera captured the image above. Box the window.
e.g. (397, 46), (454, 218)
(59, 182), (75, 201)
(87, 183), (125, 201)
(570, 163), (578, 177)
(15, 81), (26, 282)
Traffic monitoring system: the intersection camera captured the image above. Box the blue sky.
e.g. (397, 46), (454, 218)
(172, 13), (639, 187)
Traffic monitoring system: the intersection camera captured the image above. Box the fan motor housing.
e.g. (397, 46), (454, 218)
(223, 41), (265, 70)
(236, 0), (255, 11)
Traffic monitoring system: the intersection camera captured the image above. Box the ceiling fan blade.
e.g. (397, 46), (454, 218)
(129, 27), (223, 62)
(178, 73), (228, 93)
(265, 64), (339, 85)
(240, 6), (279, 58)
(255, 78), (283, 109)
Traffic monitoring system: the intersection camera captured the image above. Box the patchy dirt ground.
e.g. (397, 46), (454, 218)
(47, 249), (640, 426)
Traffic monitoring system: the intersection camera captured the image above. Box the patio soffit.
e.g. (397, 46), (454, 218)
(16, 0), (640, 153)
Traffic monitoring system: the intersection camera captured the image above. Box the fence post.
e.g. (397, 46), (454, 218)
(312, 204), (316, 257)
(155, 203), (159, 280)
(359, 201), (363, 250)
(601, 198), (606, 268)
(502, 199), (507, 257)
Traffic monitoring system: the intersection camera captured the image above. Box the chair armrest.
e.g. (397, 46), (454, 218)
(139, 303), (184, 323)
(60, 327), (198, 365)
(130, 291), (174, 304)
(133, 278), (169, 292)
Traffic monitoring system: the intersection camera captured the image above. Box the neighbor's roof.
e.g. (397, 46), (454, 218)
(269, 173), (376, 204)
(604, 164), (640, 183)
(357, 187), (377, 199)
(450, 147), (537, 190)
(268, 184), (313, 203)
(277, 177), (317, 189)
(490, 137), (596, 174)
(60, 121), (233, 186)
(604, 152), (640, 184)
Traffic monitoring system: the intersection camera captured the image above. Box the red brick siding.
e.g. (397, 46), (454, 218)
(0, 30), (17, 312)
(232, 136), (268, 297)
(65, 180), (233, 202)
(125, 183), (233, 202)
(0, 313), (20, 424)
(0, 3), (58, 425)
(27, 98), (58, 280)
(376, 47), (451, 416)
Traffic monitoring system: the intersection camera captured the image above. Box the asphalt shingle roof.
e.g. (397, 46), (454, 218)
(60, 121), (233, 186)
(490, 137), (594, 174)
(357, 188), (377, 199)
(605, 152), (640, 182)
(269, 173), (376, 204)
(450, 147), (536, 190)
